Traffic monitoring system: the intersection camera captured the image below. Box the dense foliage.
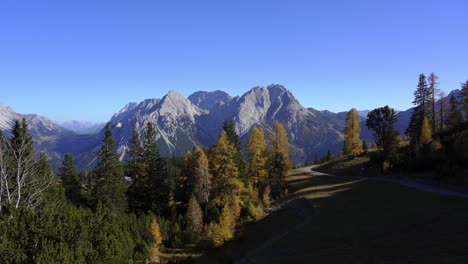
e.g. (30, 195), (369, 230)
(0, 118), (292, 263)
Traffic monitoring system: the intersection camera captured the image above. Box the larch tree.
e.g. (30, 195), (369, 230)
(150, 217), (163, 263)
(268, 121), (291, 198)
(247, 127), (268, 188)
(58, 154), (81, 205)
(420, 116), (432, 145)
(209, 130), (242, 209)
(344, 108), (362, 156)
(222, 120), (247, 183)
(366, 106), (399, 160)
(185, 194), (203, 243)
(193, 147), (211, 205)
(92, 123), (127, 214)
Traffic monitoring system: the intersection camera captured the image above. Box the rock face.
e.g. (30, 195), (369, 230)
(99, 85), (348, 166)
(2, 86), (462, 170)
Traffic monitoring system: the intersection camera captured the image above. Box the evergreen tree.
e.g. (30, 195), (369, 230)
(413, 73), (430, 114)
(222, 120), (247, 183)
(126, 129), (144, 181)
(420, 116), (432, 145)
(362, 140), (368, 151)
(344, 108), (362, 156)
(366, 106), (399, 159)
(91, 123), (127, 214)
(461, 80), (468, 119)
(428, 72), (439, 132)
(246, 127), (268, 188)
(407, 74), (430, 137)
(143, 122), (167, 215)
(0, 118), (54, 211)
(175, 151), (196, 214)
(268, 121), (291, 198)
(438, 90), (446, 131)
(126, 129), (146, 213)
(447, 94), (463, 129)
(59, 154), (81, 205)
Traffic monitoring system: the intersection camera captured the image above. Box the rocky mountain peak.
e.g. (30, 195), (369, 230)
(188, 90), (232, 111)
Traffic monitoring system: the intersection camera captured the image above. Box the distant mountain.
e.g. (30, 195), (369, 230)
(188, 90), (232, 111)
(97, 85), (349, 166)
(1, 86), (463, 170)
(60, 120), (106, 135)
(0, 104), (75, 170)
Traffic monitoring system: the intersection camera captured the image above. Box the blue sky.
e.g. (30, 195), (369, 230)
(0, 0), (467, 122)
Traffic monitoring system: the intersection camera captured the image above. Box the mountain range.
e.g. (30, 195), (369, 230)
(0, 85), (461, 170)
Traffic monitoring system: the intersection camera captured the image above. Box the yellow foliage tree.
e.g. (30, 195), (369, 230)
(421, 116), (432, 145)
(219, 203), (235, 241)
(344, 108), (362, 156)
(247, 127), (268, 187)
(209, 131), (241, 207)
(150, 217), (163, 263)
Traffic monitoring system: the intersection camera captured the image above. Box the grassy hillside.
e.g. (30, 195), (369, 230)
(195, 168), (468, 263)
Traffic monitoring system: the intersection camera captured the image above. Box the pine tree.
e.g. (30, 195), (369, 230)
(92, 123), (127, 214)
(59, 154), (81, 205)
(143, 122), (167, 215)
(185, 195), (203, 243)
(420, 116), (432, 145)
(362, 140), (368, 151)
(461, 80), (468, 120)
(344, 108), (362, 156)
(407, 74), (430, 137)
(247, 127), (268, 188)
(209, 131), (241, 208)
(413, 73), (430, 114)
(428, 73), (439, 132)
(268, 121), (291, 198)
(447, 94), (463, 129)
(126, 129), (146, 213)
(175, 150), (196, 214)
(438, 90), (446, 131)
(0, 118), (54, 211)
(126, 129), (144, 181)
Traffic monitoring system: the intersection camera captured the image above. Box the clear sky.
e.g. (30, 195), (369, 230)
(0, 0), (467, 122)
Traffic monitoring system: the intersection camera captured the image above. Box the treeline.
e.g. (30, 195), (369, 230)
(0, 118), (291, 263)
(340, 73), (468, 176)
